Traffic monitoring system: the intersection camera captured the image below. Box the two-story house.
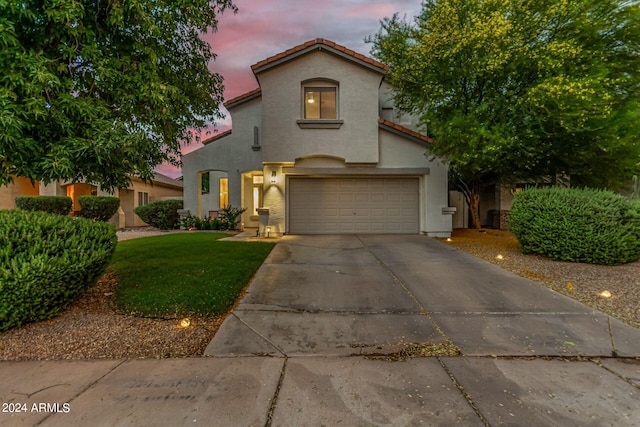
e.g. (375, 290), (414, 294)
(182, 39), (454, 237)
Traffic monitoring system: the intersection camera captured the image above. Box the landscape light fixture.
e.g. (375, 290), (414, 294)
(266, 226), (271, 238)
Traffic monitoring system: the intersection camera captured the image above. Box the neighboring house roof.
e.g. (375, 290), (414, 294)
(251, 38), (389, 75)
(378, 118), (432, 146)
(128, 172), (183, 190)
(151, 172), (183, 188)
(202, 129), (232, 145)
(224, 88), (262, 110)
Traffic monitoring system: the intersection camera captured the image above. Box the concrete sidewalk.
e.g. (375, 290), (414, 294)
(2, 235), (640, 426)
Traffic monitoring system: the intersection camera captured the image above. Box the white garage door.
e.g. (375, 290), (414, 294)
(289, 177), (419, 234)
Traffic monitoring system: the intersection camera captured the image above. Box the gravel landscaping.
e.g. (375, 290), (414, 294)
(440, 229), (640, 329)
(1, 228), (638, 361)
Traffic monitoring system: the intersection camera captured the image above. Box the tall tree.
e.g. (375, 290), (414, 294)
(370, 0), (640, 228)
(0, 0), (236, 191)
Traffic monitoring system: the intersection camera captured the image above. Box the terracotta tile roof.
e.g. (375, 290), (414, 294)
(202, 129), (232, 145)
(251, 38), (389, 73)
(223, 88), (262, 108)
(378, 118), (432, 144)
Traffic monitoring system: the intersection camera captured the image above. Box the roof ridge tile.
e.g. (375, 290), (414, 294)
(251, 38), (388, 73)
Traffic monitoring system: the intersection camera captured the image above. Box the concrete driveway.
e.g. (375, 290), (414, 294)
(206, 234), (640, 358)
(199, 235), (640, 425)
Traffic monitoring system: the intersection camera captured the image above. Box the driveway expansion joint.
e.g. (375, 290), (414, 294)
(232, 313), (288, 357)
(265, 358), (288, 427)
(437, 357), (491, 427)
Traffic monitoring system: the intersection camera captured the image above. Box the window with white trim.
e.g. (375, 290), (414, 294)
(304, 87), (337, 119)
(298, 80), (343, 129)
(138, 191), (149, 206)
(252, 176), (263, 215)
(219, 178), (228, 209)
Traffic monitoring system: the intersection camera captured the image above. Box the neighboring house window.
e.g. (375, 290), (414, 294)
(201, 172), (210, 194)
(138, 191), (149, 206)
(304, 87), (337, 119)
(219, 178), (228, 209)
(252, 176), (263, 215)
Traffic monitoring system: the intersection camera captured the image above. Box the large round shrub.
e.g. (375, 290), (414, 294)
(134, 199), (183, 230)
(78, 196), (120, 221)
(0, 210), (118, 331)
(509, 187), (640, 265)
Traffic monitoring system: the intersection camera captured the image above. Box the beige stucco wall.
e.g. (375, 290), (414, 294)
(199, 170), (228, 218)
(182, 97), (263, 220)
(39, 181), (66, 197)
(258, 51), (383, 164)
(121, 178), (183, 227)
(0, 177), (40, 210)
(378, 81), (420, 131)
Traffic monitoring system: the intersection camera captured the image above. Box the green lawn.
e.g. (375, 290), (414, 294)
(109, 233), (275, 317)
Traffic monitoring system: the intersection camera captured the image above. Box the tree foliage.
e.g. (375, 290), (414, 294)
(0, 0), (236, 191)
(370, 0), (640, 227)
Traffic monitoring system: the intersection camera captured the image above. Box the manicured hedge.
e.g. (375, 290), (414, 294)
(509, 187), (640, 265)
(15, 196), (72, 215)
(78, 196), (120, 221)
(134, 199), (183, 230)
(0, 210), (117, 331)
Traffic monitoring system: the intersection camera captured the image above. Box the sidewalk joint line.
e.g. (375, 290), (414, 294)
(437, 357), (491, 427)
(607, 316), (619, 357)
(265, 358), (288, 427)
(36, 359), (127, 426)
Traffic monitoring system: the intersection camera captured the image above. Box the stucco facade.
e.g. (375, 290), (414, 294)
(1, 173), (183, 228)
(182, 39), (454, 237)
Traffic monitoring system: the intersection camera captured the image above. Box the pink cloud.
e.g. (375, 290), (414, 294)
(344, 3), (401, 19)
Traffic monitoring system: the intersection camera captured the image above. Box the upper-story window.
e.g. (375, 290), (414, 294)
(304, 87), (336, 119)
(298, 79), (343, 129)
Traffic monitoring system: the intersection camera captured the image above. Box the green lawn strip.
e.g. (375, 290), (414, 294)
(109, 233), (275, 317)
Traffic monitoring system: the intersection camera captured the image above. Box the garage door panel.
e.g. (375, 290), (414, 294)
(289, 178), (419, 234)
(355, 193), (370, 203)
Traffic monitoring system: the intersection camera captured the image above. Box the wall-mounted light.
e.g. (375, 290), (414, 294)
(270, 171), (277, 184)
(266, 226), (271, 238)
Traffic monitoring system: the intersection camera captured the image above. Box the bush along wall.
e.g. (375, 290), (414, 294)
(509, 187), (640, 265)
(134, 199), (183, 230)
(180, 206), (247, 231)
(0, 210), (118, 331)
(78, 196), (120, 221)
(15, 196), (72, 215)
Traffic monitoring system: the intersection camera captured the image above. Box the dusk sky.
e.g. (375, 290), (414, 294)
(156, 0), (423, 178)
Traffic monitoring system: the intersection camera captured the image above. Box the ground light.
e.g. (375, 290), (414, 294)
(598, 290), (612, 298)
